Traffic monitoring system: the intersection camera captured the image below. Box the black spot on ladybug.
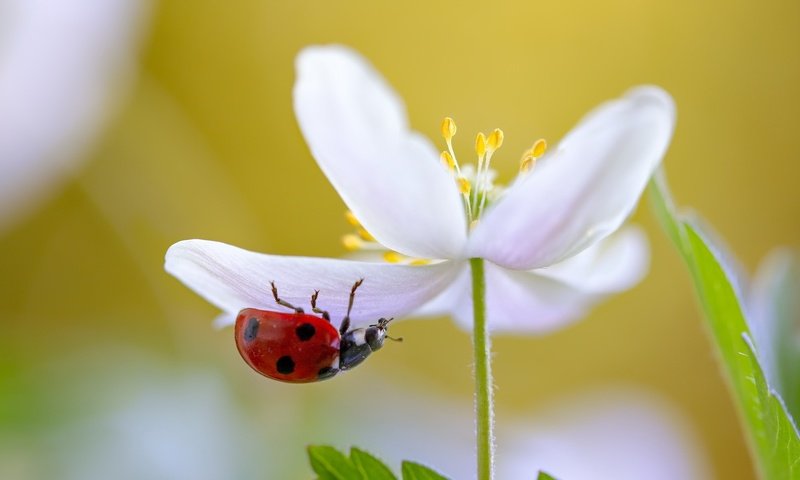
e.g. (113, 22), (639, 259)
(295, 323), (316, 341)
(243, 317), (259, 343)
(317, 366), (337, 380)
(276, 355), (295, 374)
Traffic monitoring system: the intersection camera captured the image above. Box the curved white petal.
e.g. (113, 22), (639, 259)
(534, 225), (649, 294)
(469, 86), (675, 270)
(293, 45), (467, 259)
(498, 390), (711, 480)
(0, 0), (149, 233)
(165, 239), (462, 328)
(411, 264), (470, 318)
(749, 248), (800, 404)
(414, 262), (620, 334)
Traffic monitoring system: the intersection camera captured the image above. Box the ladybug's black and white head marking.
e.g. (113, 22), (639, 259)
(338, 317), (399, 371)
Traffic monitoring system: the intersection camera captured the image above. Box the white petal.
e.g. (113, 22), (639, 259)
(748, 248), (800, 402)
(469, 86), (675, 270)
(411, 265), (470, 318)
(415, 262), (614, 334)
(498, 389), (711, 480)
(212, 312), (236, 329)
(165, 239), (462, 328)
(293, 45), (467, 259)
(534, 225), (649, 294)
(0, 0), (149, 233)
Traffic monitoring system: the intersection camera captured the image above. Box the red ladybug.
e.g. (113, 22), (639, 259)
(234, 279), (400, 383)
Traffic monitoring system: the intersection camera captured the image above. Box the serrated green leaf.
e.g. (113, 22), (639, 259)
(649, 171), (800, 479)
(350, 447), (397, 480)
(743, 335), (800, 479)
(537, 471), (557, 480)
(401, 460), (450, 480)
(307, 445), (363, 480)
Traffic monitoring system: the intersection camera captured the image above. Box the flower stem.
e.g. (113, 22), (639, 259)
(470, 257), (493, 480)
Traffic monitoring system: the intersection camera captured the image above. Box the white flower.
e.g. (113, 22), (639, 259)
(165, 45), (675, 333)
(0, 0), (149, 233)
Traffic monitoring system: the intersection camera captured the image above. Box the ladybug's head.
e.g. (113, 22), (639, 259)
(364, 318), (402, 351)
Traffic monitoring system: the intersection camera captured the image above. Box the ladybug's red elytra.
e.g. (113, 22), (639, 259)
(234, 279), (400, 383)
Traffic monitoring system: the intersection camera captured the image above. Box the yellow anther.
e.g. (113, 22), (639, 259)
(344, 210), (361, 227)
(487, 128), (504, 152)
(357, 228), (375, 242)
(520, 155), (536, 173)
(383, 251), (403, 263)
(409, 258), (431, 266)
(441, 117), (457, 140)
(342, 234), (362, 251)
(457, 176), (471, 195)
(475, 132), (487, 157)
(532, 138), (547, 158)
(440, 151), (455, 170)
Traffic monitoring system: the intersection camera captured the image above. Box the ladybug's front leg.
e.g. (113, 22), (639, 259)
(310, 290), (331, 322)
(339, 278), (364, 335)
(270, 281), (304, 314)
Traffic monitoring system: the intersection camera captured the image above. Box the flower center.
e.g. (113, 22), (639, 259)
(440, 117), (547, 229)
(340, 118), (548, 264)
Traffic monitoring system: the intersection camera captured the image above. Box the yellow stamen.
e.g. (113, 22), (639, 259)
(409, 258), (431, 266)
(487, 128), (504, 152)
(357, 228), (375, 242)
(520, 155), (536, 173)
(475, 132), (487, 157)
(441, 117), (457, 140)
(457, 176), (471, 195)
(342, 234), (362, 251)
(440, 151), (455, 170)
(344, 210), (360, 227)
(383, 251), (403, 263)
(532, 138), (547, 158)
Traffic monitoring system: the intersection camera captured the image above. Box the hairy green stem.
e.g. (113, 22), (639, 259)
(470, 257), (493, 480)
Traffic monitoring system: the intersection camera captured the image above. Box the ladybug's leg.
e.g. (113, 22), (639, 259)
(270, 281), (304, 313)
(339, 278), (364, 335)
(310, 290), (331, 322)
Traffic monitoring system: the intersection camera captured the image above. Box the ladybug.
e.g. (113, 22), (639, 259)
(234, 279), (400, 383)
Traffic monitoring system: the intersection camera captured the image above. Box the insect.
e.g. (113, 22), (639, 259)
(234, 279), (401, 383)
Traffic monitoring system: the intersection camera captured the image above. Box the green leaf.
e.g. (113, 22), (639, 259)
(537, 471), (558, 480)
(401, 460), (450, 480)
(350, 447), (397, 480)
(649, 170), (800, 479)
(307, 445), (363, 480)
(743, 335), (800, 478)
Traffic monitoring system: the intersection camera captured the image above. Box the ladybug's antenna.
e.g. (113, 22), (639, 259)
(373, 317), (403, 342)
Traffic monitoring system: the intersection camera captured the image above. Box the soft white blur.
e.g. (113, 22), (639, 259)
(317, 380), (711, 479)
(0, 0), (149, 233)
(497, 390), (711, 480)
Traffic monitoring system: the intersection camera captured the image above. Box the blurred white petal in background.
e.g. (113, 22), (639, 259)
(0, 0), (150, 233)
(54, 373), (260, 480)
(497, 390), (711, 480)
(322, 381), (711, 480)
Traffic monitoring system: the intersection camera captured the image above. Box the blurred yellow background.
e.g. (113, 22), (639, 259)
(1, 0), (798, 478)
